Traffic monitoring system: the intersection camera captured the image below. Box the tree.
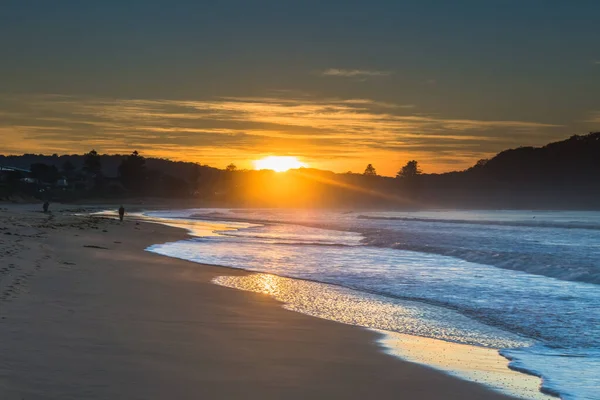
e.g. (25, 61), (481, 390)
(161, 174), (189, 197)
(62, 160), (76, 178)
(30, 163), (60, 183)
(118, 151), (147, 193)
(396, 160), (421, 179)
(188, 164), (201, 194)
(474, 159), (489, 168)
(363, 164), (377, 176)
(5, 170), (23, 195)
(226, 163), (237, 172)
(83, 150), (102, 175)
(396, 160), (422, 199)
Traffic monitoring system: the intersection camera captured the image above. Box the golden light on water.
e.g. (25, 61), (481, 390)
(253, 156), (306, 172)
(211, 274), (528, 349)
(212, 273), (548, 399)
(378, 332), (550, 399)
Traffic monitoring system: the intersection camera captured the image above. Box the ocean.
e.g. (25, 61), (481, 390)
(144, 208), (600, 400)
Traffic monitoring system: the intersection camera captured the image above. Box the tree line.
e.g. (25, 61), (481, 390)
(362, 160), (422, 180)
(2, 132), (600, 209)
(2, 150), (197, 200)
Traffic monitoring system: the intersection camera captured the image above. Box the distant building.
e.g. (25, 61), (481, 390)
(56, 178), (69, 188)
(0, 166), (31, 182)
(0, 166), (31, 174)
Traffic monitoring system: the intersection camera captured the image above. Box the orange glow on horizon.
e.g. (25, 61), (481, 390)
(253, 156), (307, 172)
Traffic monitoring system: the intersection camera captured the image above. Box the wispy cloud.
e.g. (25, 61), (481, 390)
(587, 111), (600, 123)
(594, 61), (600, 65)
(0, 93), (564, 173)
(320, 68), (392, 78)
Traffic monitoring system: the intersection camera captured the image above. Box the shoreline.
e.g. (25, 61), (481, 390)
(0, 204), (522, 399)
(209, 274), (550, 400)
(140, 209), (552, 399)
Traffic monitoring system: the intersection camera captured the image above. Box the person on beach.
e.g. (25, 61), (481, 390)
(43, 201), (49, 213)
(119, 205), (125, 222)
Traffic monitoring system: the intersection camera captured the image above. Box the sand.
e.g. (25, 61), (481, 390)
(0, 204), (518, 399)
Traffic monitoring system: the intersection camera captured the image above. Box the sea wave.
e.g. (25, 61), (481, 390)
(361, 230), (600, 284)
(357, 215), (600, 230)
(191, 236), (359, 248)
(144, 208), (600, 400)
(184, 211), (600, 284)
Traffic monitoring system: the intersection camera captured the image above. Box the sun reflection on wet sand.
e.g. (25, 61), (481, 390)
(213, 273), (551, 400)
(378, 332), (550, 400)
(92, 210), (257, 237)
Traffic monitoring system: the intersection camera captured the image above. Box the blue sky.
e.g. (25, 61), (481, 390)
(1, 0), (599, 174)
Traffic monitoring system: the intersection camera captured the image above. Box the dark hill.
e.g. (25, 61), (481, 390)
(469, 132), (600, 183)
(1, 132), (599, 209)
(419, 132), (600, 208)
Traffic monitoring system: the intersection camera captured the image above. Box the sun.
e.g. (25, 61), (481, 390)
(253, 156), (307, 172)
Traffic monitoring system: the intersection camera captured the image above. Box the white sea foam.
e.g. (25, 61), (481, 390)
(146, 208), (600, 399)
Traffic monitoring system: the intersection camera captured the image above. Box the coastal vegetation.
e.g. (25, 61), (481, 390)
(1, 132), (599, 209)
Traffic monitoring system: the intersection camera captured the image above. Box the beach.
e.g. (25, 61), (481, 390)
(0, 204), (520, 399)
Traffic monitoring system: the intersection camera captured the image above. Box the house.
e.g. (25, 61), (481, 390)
(56, 178), (69, 188)
(0, 166), (31, 182)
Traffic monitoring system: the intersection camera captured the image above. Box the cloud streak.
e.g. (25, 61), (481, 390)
(0, 93), (564, 173)
(587, 112), (600, 123)
(320, 68), (392, 78)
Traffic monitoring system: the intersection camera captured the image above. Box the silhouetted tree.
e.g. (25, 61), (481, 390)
(189, 164), (201, 186)
(161, 174), (189, 197)
(30, 163), (60, 183)
(396, 160), (422, 200)
(226, 163), (237, 172)
(396, 160), (421, 179)
(118, 151), (147, 194)
(147, 169), (162, 184)
(62, 160), (76, 178)
(475, 159), (489, 168)
(5, 170), (23, 195)
(363, 164), (377, 176)
(83, 150), (102, 175)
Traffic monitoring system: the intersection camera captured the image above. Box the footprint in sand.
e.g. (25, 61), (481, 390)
(83, 245), (110, 250)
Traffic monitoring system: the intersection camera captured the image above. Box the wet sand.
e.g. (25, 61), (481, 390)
(0, 204), (518, 399)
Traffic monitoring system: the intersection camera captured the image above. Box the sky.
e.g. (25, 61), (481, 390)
(1, 0), (599, 175)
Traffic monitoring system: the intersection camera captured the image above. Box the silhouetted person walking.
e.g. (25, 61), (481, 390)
(43, 201), (49, 213)
(119, 205), (125, 222)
